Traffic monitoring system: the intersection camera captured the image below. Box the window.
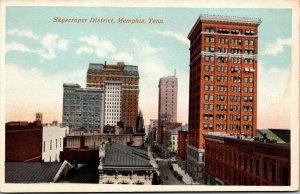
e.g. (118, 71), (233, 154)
(50, 140), (52, 150)
(272, 163), (277, 183)
(256, 159), (260, 175)
(56, 139), (57, 148)
(264, 161), (268, 179)
(250, 158), (254, 173)
(205, 56), (209, 62)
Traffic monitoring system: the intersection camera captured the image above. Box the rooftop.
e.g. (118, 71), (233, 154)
(188, 14), (261, 38)
(87, 62), (139, 75)
(102, 143), (153, 169)
(257, 129), (290, 143)
(5, 162), (63, 183)
(204, 132), (290, 148)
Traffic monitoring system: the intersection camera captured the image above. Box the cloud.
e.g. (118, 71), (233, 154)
(76, 35), (116, 58)
(263, 38), (292, 56)
(76, 46), (94, 55)
(112, 51), (133, 64)
(6, 31), (69, 60)
(130, 38), (163, 55)
(257, 60), (291, 128)
(6, 42), (34, 53)
(6, 63), (86, 123)
(39, 34), (69, 60)
(7, 29), (39, 40)
(150, 30), (189, 45)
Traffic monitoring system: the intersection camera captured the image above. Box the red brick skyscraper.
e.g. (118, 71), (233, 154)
(186, 15), (261, 183)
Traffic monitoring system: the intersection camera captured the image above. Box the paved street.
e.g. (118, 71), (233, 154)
(156, 159), (185, 185)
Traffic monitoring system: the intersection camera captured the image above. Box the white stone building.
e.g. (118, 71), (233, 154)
(42, 125), (69, 162)
(104, 81), (122, 126)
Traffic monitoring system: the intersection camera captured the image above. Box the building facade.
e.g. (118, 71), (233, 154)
(42, 125), (69, 162)
(178, 131), (188, 160)
(104, 81), (122, 126)
(186, 14), (261, 183)
(157, 76), (178, 144)
(62, 83), (105, 131)
(36, 112), (43, 123)
(5, 121), (43, 162)
(158, 76), (178, 124)
(86, 62), (139, 131)
(98, 143), (158, 185)
(204, 133), (290, 185)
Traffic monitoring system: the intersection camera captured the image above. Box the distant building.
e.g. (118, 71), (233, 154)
(150, 119), (158, 129)
(62, 83), (105, 132)
(136, 110), (145, 134)
(5, 121), (43, 162)
(158, 76), (178, 143)
(86, 62), (139, 131)
(98, 143), (158, 184)
(159, 122), (181, 158)
(204, 132), (290, 185)
(187, 14), (261, 183)
(163, 125), (181, 153)
(65, 128), (145, 149)
(36, 112), (43, 123)
(60, 135), (100, 167)
(104, 81), (122, 126)
(42, 125), (69, 162)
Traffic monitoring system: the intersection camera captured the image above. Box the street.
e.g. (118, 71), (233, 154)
(156, 159), (185, 185)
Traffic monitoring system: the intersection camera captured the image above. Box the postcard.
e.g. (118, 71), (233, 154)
(0, 0), (299, 192)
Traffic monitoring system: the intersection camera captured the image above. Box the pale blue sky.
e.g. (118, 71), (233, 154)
(5, 7), (292, 128)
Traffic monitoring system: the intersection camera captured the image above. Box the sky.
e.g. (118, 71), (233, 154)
(5, 6), (292, 129)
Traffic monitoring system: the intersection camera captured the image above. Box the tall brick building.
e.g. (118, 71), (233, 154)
(186, 15), (261, 183)
(86, 62), (139, 131)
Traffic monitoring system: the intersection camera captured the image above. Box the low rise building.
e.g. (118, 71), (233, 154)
(5, 121), (43, 162)
(204, 132), (290, 185)
(42, 125), (69, 162)
(98, 143), (158, 184)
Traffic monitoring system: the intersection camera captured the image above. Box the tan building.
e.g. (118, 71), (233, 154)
(87, 62), (139, 131)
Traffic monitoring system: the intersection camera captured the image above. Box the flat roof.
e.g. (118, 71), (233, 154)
(188, 14), (261, 39)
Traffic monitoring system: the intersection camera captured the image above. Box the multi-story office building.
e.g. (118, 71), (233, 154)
(104, 81), (122, 126)
(62, 83), (105, 131)
(158, 76), (178, 123)
(86, 62), (139, 131)
(187, 14), (261, 183)
(158, 76), (178, 143)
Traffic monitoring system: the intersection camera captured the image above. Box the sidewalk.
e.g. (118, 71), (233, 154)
(172, 163), (199, 185)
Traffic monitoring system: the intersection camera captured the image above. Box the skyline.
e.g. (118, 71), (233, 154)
(5, 7), (292, 129)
